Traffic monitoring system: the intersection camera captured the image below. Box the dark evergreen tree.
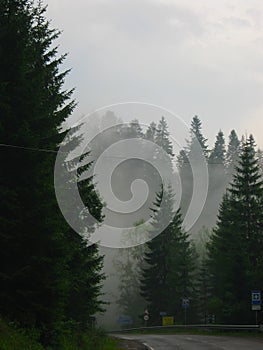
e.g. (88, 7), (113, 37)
(209, 130), (226, 165)
(0, 0), (73, 328)
(0, 0), (104, 340)
(140, 186), (196, 324)
(194, 227), (213, 323)
(207, 135), (263, 323)
(196, 257), (212, 323)
(61, 150), (105, 330)
(189, 115), (209, 159)
(226, 129), (240, 177)
(177, 116), (208, 226)
(257, 148), (263, 177)
(155, 116), (174, 156)
(206, 130), (227, 229)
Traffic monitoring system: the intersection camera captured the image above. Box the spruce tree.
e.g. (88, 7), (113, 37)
(226, 129), (240, 177)
(140, 186), (196, 324)
(209, 130), (226, 165)
(155, 116), (174, 156)
(0, 0), (73, 328)
(230, 136), (263, 278)
(196, 257), (212, 323)
(177, 116), (208, 224)
(0, 0), (104, 338)
(189, 115), (209, 159)
(207, 136), (263, 323)
(257, 148), (263, 177)
(206, 130), (227, 228)
(61, 151), (105, 330)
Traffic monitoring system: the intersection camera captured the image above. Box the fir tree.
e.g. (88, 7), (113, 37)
(155, 117), (174, 156)
(257, 148), (263, 177)
(207, 135), (263, 323)
(196, 257), (212, 323)
(209, 130), (226, 165)
(0, 0), (104, 339)
(0, 0), (73, 329)
(140, 186), (196, 324)
(61, 150), (105, 330)
(189, 115), (209, 159)
(206, 131), (227, 229)
(177, 116), (208, 225)
(226, 130), (240, 177)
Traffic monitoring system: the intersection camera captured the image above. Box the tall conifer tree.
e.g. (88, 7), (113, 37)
(208, 135), (263, 323)
(140, 186), (196, 324)
(0, 0), (104, 337)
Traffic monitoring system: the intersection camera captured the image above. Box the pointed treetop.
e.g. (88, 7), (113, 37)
(189, 115), (209, 158)
(226, 130), (240, 170)
(209, 130), (226, 164)
(230, 135), (263, 199)
(155, 116), (174, 157)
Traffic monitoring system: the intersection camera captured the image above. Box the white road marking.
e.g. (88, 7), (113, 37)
(143, 342), (155, 350)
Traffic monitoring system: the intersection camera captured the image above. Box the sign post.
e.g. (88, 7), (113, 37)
(251, 290), (261, 324)
(144, 309), (149, 326)
(182, 298), (190, 325)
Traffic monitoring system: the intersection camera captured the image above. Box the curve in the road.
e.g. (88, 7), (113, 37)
(116, 333), (263, 350)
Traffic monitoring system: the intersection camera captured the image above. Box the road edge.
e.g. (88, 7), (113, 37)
(143, 343), (154, 350)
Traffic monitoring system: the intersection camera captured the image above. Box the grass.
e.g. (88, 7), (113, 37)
(0, 319), (122, 350)
(123, 326), (263, 339)
(0, 320), (44, 350)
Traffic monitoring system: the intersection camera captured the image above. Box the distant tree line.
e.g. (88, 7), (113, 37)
(112, 115), (263, 326)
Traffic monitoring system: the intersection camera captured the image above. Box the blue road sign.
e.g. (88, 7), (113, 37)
(117, 315), (133, 325)
(251, 290), (261, 305)
(182, 298), (190, 309)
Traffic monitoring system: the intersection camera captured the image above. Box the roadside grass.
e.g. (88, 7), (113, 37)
(0, 319), (123, 350)
(0, 320), (44, 350)
(120, 327), (263, 339)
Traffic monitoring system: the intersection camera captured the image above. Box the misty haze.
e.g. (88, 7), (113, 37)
(1, 1), (263, 350)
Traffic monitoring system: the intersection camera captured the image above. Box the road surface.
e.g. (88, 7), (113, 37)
(115, 334), (263, 349)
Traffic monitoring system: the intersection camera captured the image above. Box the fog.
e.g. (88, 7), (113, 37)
(43, 0), (263, 329)
(67, 108), (248, 329)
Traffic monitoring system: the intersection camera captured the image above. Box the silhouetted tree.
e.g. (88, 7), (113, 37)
(207, 136), (263, 323)
(0, 1), (105, 342)
(140, 186), (196, 324)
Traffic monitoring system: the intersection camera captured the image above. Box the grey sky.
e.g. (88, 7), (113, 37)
(46, 0), (263, 148)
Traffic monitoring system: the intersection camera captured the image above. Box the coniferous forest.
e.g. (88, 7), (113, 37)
(1, 0), (263, 349)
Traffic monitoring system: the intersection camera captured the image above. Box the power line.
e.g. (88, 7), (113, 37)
(0, 143), (239, 165)
(0, 143), (63, 154)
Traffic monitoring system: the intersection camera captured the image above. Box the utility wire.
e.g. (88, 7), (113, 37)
(0, 143), (234, 164)
(0, 143), (64, 154)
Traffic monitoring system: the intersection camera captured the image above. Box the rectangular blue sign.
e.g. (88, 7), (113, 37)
(251, 290), (261, 305)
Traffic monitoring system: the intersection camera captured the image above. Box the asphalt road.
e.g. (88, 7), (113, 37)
(115, 334), (263, 350)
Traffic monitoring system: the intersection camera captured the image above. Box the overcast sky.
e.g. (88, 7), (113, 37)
(46, 0), (263, 148)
